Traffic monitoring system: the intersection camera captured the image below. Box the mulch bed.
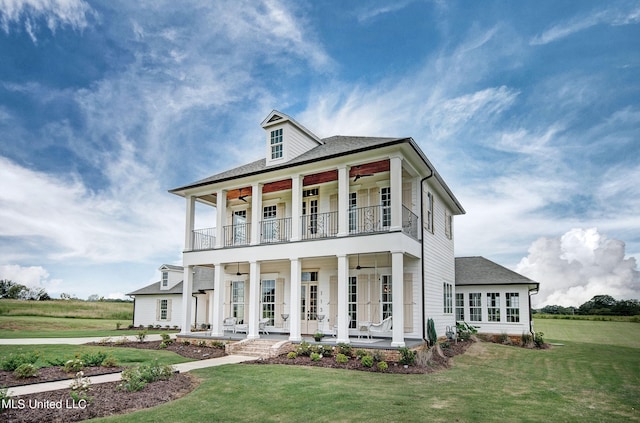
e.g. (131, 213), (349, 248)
(2, 373), (198, 423)
(248, 340), (473, 374)
(0, 366), (125, 388)
(87, 340), (228, 361)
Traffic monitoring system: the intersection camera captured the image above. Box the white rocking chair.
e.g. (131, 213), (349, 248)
(368, 316), (393, 337)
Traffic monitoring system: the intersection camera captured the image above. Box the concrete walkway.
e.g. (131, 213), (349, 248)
(2, 336), (255, 397)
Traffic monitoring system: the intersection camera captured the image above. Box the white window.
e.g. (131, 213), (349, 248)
(455, 293), (464, 321)
(469, 293), (481, 321)
(506, 293), (520, 322)
(232, 281), (245, 322)
(161, 272), (168, 287)
(443, 282), (453, 314)
(381, 275), (392, 320)
(381, 187), (391, 228)
(160, 299), (168, 320)
(270, 128), (283, 159)
(349, 192), (357, 232)
(348, 276), (357, 329)
(261, 280), (275, 325)
(233, 210), (247, 244)
(262, 205), (277, 242)
(426, 192), (434, 233)
(487, 293), (500, 322)
(445, 210), (452, 240)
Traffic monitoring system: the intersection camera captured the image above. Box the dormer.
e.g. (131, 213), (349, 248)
(261, 110), (323, 166)
(159, 264), (183, 290)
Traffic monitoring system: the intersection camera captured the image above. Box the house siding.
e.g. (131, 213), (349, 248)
(422, 182), (456, 339)
(133, 294), (184, 328)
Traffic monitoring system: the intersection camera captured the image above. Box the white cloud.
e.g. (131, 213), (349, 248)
(516, 228), (640, 307)
(0, 0), (95, 42)
(530, 4), (640, 45)
(356, 0), (414, 23)
(0, 264), (62, 291)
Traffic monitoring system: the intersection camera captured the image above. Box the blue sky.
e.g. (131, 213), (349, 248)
(0, 0), (638, 307)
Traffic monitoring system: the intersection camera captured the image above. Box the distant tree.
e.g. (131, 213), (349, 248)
(0, 280), (28, 299)
(87, 294), (100, 302)
(540, 305), (576, 315)
(59, 292), (76, 300)
(578, 295), (617, 315)
(611, 299), (640, 316)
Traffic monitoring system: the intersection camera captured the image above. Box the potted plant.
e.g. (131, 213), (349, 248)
(313, 332), (324, 342)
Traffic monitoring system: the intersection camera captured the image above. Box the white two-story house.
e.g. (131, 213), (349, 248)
(169, 110), (465, 347)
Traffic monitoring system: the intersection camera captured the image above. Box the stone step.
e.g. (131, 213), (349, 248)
(228, 339), (291, 358)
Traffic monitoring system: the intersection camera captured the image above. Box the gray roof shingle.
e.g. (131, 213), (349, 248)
(127, 267), (214, 296)
(455, 256), (539, 289)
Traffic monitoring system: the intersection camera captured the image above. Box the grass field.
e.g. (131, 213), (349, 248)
(90, 318), (640, 423)
(0, 299), (132, 320)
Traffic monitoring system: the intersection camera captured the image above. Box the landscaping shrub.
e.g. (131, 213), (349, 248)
(314, 345), (333, 357)
(0, 387), (11, 412)
(118, 360), (174, 392)
(310, 352), (321, 361)
(398, 347), (416, 366)
(360, 355), (374, 368)
(355, 349), (367, 359)
(64, 359), (84, 373)
(160, 333), (173, 344)
(287, 352), (297, 359)
(137, 330), (147, 342)
(296, 341), (312, 357)
(209, 341), (225, 349)
(456, 321), (478, 341)
(159, 342), (168, 349)
(81, 351), (107, 367)
(0, 352), (39, 372)
(534, 331), (545, 348)
(377, 361), (388, 372)
(336, 343), (353, 357)
(14, 363), (38, 379)
(46, 356), (67, 367)
(101, 355), (119, 367)
(521, 332), (532, 347)
(69, 371), (92, 404)
(335, 353), (349, 364)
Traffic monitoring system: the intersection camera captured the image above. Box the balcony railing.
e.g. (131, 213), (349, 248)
(223, 223), (251, 247)
(402, 205), (419, 240)
(349, 205), (390, 235)
(192, 227), (216, 251)
(260, 217), (292, 244)
(301, 211), (338, 240)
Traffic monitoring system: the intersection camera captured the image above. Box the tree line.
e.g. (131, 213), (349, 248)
(0, 279), (50, 300)
(537, 295), (640, 316)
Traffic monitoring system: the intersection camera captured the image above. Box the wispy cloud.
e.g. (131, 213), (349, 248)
(356, 0), (414, 23)
(530, 4), (640, 45)
(0, 0), (95, 42)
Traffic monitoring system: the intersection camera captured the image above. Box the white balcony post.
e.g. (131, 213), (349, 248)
(391, 251), (405, 347)
(210, 263), (225, 336)
(215, 190), (227, 248)
(247, 261), (261, 339)
(390, 156), (403, 232)
(250, 183), (262, 245)
(184, 195), (195, 250)
(289, 258), (302, 342)
(180, 265), (194, 334)
(337, 166), (349, 237)
(291, 175), (301, 241)
(336, 254), (350, 343)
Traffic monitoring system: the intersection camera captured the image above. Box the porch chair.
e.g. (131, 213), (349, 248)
(367, 316), (393, 338)
(223, 317), (237, 333)
(258, 318), (270, 335)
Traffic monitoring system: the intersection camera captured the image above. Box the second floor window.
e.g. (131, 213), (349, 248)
(443, 282), (453, 314)
(426, 192), (434, 233)
(270, 128), (283, 159)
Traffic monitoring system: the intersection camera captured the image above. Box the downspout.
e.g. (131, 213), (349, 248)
(528, 286), (539, 334)
(129, 295), (136, 327)
(420, 167), (435, 342)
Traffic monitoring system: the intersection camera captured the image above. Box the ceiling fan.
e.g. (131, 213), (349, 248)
(238, 188), (248, 203)
(353, 254), (375, 270)
(352, 165), (374, 182)
(235, 262), (249, 276)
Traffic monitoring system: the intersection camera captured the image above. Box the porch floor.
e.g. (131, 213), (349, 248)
(178, 331), (424, 350)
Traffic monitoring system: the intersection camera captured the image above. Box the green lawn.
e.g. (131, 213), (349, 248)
(93, 319), (640, 423)
(0, 299), (132, 320)
(0, 344), (192, 368)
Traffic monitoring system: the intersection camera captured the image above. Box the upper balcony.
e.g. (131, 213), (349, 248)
(189, 205), (418, 251)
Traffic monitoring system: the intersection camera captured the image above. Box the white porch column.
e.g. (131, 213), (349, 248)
(250, 183), (262, 245)
(210, 263), (225, 336)
(289, 258), (302, 342)
(184, 195), (196, 251)
(215, 190), (227, 248)
(290, 175), (302, 241)
(337, 166), (349, 237)
(391, 251), (405, 347)
(247, 260), (261, 339)
(180, 265), (194, 335)
(390, 155), (403, 232)
(336, 254), (350, 343)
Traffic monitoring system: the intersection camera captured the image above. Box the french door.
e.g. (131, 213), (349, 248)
(300, 271), (318, 334)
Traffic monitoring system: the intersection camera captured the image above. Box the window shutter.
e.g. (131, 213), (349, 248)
(329, 194), (337, 213)
(404, 273), (413, 331)
(166, 299), (172, 321)
(276, 278), (285, 326)
(371, 274), (381, 323)
(329, 276), (338, 327)
(357, 275), (369, 323)
(358, 189), (369, 207)
(156, 299), (161, 321)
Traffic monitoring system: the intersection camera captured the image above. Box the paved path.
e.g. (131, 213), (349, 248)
(1, 336), (255, 397)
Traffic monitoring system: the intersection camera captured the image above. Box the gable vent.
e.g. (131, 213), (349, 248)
(267, 114), (283, 123)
